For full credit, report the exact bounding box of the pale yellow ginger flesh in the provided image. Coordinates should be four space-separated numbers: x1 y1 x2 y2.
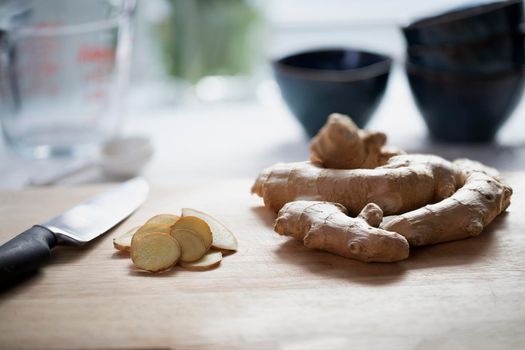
382 171 512 246
136 223 172 234
131 223 172 247
275 201 409 262
311 113 403 169
181 208 238 251
131 232 181 272
170 229 208 262
171 216 213 249
144 214 180 226
180 251 223 271
252 154 464 216
118 211 237 273
113 226 139 252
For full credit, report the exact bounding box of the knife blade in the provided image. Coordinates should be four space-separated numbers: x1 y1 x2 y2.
0 177 149 279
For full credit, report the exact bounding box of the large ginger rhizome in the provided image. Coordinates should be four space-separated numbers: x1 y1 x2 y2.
252 114 512 263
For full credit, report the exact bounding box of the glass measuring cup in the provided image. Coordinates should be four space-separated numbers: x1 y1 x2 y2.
0 0 135 158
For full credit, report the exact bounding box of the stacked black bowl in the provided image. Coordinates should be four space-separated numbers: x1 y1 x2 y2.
403 0 525 142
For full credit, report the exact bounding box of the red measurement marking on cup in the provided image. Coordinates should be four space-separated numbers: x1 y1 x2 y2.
77 46 115 103
15 22 61 97
77 47 115 63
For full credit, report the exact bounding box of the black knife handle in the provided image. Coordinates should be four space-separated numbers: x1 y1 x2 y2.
0 225 57 279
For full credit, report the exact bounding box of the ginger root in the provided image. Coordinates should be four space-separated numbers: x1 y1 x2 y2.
382 171 512 246
310 113 403 169
252 154 464 216
275 201 409 262
252 113 512 263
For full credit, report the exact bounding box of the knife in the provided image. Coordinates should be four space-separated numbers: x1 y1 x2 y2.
0 177 148 279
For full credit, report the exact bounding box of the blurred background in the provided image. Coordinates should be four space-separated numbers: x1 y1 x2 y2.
1 0 524 188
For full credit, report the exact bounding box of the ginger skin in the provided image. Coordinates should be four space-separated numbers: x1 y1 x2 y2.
252 114 513 262
310 114 403 169
252 154 464 216
382 171 512 246
274 201 409 262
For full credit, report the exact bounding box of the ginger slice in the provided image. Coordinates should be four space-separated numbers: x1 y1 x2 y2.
181 208 238 251
180 251 222 271
131 224 172 246
145 214 180 226
136 224 171 235
170 229 207 262
171 216 213 249
274 201 409 263
113 226 140 252
131 232 181 272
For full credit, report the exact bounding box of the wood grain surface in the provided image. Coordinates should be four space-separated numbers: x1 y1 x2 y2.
0 175 524 350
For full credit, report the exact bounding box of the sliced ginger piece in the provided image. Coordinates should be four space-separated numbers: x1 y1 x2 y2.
131 232 181 272
171 216 213 249
113 226 140 252
181 208 238 251
170 229 207 262
136 223 171 235
145 214 180 226
131 223 172 246
180 251 222 271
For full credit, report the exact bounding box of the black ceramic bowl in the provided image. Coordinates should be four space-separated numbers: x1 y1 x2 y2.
407 32 525 73
402 0 523 46
272 48 392 137
406 63 525 142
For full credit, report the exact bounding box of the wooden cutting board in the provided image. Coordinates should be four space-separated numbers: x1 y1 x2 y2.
0 175 524 350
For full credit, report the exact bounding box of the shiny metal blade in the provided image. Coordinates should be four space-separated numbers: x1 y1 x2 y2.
42 177 149 245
